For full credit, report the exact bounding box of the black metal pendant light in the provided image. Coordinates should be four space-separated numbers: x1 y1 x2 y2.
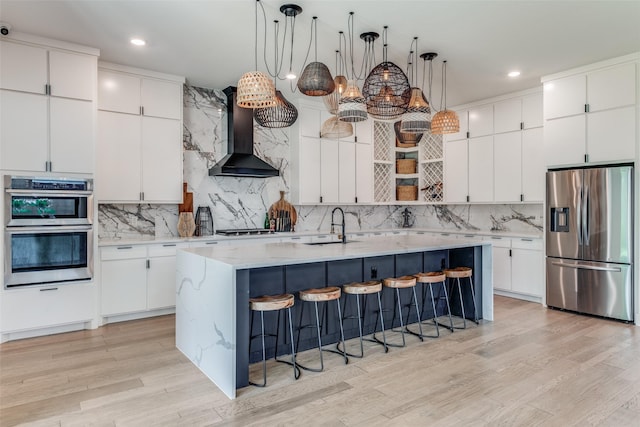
362 26 410 120
254 90 298 128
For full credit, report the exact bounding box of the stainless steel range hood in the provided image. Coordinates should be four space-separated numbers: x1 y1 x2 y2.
209 86 280 178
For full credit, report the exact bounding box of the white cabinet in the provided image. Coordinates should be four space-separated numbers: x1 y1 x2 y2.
542 59 637 167
491 237 543 301
338 141 356 203
355 142 374 203
494 93 543 133
0 282 95 333
100 243 188 317
495 127 544 203
468 136 493 202
297 136 322 204
320 139 340 203
96 63 184 203
468 105 494 138
443 139 468 203
0 39 97 174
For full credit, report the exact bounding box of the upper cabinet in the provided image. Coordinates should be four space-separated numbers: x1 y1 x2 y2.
96 63 184 203
542 55 638 167
0 38 98 174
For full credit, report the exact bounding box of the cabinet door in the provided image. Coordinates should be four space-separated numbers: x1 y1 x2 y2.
338 141 356 203
443 139 468 203
588 63 636 112
321 138 340 203
50 98 94 174
96 111 142 202
587 107 636 163
0 90 48 171
494 98 521 134
543 74 586 119
141 78 182 120
522 92 543 129
354 118 372 144
0 41 48 94
492 243 512 291
97 70 141 115
468 105 493 138
101 258 148 316
355 142 374 203
49 50 95 101
299 107 322 138
147 255 178 309
522 128 545 202
511 247 543 297
445 109 468 141
298 136 321 203
141 117 183 202
493 132 522 203
468 136 493 202
543 115 585 166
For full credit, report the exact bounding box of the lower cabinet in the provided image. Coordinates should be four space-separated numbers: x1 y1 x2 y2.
492 237 543 300
1 282 95 333
100 242 188 317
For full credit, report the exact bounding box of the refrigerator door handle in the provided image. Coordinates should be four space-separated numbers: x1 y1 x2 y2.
577 188 583 245
583 186 590 246
550 261 622 273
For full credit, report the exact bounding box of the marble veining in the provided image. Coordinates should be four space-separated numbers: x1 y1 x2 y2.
98 83 543 240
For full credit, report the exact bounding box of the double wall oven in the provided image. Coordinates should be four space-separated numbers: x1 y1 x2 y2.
4 176 94 288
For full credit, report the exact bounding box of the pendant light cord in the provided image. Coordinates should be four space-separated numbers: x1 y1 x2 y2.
439 60 448 111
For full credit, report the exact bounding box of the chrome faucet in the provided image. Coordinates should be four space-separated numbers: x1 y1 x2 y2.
331 207 346 244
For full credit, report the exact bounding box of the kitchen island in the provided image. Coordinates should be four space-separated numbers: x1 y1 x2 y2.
175 234 493 398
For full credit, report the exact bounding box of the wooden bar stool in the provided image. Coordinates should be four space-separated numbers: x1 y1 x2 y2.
337 281 388 357
444 267 478 329
248 293 299 387
374 275 423 348
296 286 348 372
414 271 454 337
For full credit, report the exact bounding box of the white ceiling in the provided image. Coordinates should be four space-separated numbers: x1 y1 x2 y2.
1 0 639 107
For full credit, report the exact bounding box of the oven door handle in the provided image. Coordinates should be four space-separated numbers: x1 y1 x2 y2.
6 189 93 196
5 225 93 234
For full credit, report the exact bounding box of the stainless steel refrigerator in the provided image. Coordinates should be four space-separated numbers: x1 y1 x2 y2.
546 165 634 322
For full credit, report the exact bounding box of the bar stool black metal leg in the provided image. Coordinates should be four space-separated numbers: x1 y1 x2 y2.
249 311 267 387
395 288 407 347
405 286 424 341
337 293 365 358
457 277 467 329
335 299 349 364
428 283 440 337
440 281 455 332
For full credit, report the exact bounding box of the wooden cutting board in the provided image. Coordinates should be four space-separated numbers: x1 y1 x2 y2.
269 191 297 231
178 182 193 213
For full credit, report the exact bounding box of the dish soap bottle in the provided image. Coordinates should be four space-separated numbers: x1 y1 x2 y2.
264 212 270 229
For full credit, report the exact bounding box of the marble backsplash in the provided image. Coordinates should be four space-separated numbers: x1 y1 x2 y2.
98 84 543 241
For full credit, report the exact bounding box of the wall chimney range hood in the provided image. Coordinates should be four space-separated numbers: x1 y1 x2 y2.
209 86 280 178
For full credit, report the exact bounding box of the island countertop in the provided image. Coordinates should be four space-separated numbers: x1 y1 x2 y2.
180 234 493 269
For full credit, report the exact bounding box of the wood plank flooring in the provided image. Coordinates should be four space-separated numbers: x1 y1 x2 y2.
1 296 640 426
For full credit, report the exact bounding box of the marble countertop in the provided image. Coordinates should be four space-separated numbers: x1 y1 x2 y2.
98 227 541 247
181 234 492 269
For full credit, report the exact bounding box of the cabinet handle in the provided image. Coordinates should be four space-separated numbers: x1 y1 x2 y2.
491 236 502 240
354 135 358 143
585 104 590 113
117 246 133 250
320 196 323 203
584 154 589 163
521 238 533 242
520 194 524 202
140 192 145 201
140 106 145 115
291 237 301 240
205 241 218 245
520 122 524 130
40 287 58 292
146 259 150 269
509 249 512 257
466 195 470 202
466 131 470 139
163 243 177 247
355 196 358 203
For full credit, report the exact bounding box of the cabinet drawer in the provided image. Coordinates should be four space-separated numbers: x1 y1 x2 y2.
148 242 188 257
511 238 543 250
489 237 511 248
100 245 147 261
1 283 95 332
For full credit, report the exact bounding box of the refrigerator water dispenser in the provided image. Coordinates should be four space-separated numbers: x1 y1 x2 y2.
550 207 570 232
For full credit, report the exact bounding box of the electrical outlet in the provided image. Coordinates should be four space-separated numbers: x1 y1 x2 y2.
370 266 377 279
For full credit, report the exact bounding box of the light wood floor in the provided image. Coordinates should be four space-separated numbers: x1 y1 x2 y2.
1 296 639 426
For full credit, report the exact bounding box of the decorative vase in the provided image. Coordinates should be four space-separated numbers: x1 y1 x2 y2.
177 212 196 237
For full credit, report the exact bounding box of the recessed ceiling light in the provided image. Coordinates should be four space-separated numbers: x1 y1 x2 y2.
508 71 521 78
130 38 146 46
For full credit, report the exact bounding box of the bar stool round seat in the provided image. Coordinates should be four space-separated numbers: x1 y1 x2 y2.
414 272 454 337
339 281 388 357
375 275 423 347
444 267 478 329
296 286 348 372
248 293 299 387
383 275 417 288
299 286 341 302
250 294 295 311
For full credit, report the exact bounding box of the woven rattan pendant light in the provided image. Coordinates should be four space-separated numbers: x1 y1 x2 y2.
237 0 275 108
321 116 353 138
431 60 460 134
400 44 433 134
323 45 348 114
338 80 368 122
297 17 335 96
362 26 410 120
254 90 298 128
